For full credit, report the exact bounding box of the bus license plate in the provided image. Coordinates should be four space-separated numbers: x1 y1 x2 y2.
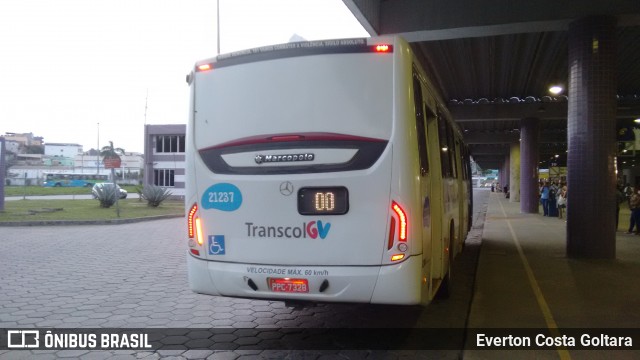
268 278 309 293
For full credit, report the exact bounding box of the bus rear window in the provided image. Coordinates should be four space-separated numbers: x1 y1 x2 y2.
193 52 393 150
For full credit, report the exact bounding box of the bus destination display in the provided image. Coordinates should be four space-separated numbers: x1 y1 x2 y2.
298 187 348 215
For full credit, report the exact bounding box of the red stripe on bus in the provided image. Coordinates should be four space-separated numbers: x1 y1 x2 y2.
201 132 387 150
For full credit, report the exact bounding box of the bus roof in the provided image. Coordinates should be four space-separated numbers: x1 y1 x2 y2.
188 37 396 84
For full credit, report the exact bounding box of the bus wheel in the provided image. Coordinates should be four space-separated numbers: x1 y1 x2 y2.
436 225 455 299
54 183 62 187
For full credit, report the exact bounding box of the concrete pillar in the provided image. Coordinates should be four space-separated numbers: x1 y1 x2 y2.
566 16 617 259
509 142 520 202
143 125 154 187
0 137 5 211
503 155 510 193
520 118 540 213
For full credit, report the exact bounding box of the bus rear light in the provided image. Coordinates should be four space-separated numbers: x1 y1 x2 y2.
197 63 212 72
387 217 396 250
268 135 304 141
188 203 198 238
374 44 392 52
190 249 200 256
392 202 407 241
391 254 405 261
188 203 204 246
195 218 204 245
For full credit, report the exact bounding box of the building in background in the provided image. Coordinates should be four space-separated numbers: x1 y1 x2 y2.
44 143 83 158
73 152 144 185
3 132 43 147
143 124 186 197
4 140 21 154
2 131 146 186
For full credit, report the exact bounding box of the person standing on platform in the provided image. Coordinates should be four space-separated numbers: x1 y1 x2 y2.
558 185 568 219
548 181 559 217
540 181 551 216
626 186 640 235
624 183 634 205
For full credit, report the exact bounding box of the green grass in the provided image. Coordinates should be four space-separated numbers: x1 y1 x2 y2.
0 199 184 222
3 185 139 197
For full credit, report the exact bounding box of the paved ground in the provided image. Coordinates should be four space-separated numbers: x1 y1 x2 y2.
464 192 640 360
0 190 489 359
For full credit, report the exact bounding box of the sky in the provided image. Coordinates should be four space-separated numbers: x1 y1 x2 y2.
0 0 369 153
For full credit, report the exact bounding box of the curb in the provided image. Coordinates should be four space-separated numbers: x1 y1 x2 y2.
0 214 184 227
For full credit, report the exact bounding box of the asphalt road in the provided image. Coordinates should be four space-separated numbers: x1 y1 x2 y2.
0 190 490 359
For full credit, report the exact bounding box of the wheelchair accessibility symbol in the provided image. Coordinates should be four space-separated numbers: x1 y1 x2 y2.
208 235 225 255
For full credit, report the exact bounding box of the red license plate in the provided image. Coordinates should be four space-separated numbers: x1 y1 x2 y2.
268 278 309 293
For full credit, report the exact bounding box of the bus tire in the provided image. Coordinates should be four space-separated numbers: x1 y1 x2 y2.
436 224 455 299
54 183 62 187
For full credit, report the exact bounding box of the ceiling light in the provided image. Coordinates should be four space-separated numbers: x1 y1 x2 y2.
549 85 563 95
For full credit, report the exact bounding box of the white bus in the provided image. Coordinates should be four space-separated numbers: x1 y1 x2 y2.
185 36 472 305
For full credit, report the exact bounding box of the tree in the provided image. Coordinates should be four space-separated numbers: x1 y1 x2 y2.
101 141 123 217
101 143 125 169
100 145 125 158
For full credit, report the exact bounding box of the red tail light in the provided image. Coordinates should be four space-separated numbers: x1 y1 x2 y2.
188 203 204 245
374 44 392 53
392 201 407 241
268 135 305 142
188 203 198 238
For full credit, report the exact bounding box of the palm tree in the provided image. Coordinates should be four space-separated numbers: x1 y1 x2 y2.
100 142 125 158
100 141 125 168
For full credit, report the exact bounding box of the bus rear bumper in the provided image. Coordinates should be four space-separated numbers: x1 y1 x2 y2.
187 253 422 305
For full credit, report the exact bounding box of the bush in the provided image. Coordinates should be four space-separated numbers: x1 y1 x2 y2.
94 186 117 208
134 185 144 202
142 185 172 207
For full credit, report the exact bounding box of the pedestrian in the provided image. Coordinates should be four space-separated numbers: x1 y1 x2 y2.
626 186 640 234
557 185 567 219
548 181 559 217
540 181 550 216
624 183 634 204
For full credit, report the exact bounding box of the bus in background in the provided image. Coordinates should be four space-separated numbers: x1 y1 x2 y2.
185 36 472 305
43 173 108 187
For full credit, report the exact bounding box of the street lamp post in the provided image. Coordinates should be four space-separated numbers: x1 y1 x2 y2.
97 122 100 175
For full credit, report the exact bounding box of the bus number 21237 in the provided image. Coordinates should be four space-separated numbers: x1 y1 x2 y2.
208 192 234 203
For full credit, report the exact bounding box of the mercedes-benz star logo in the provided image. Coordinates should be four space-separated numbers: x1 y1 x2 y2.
279 181 294 196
